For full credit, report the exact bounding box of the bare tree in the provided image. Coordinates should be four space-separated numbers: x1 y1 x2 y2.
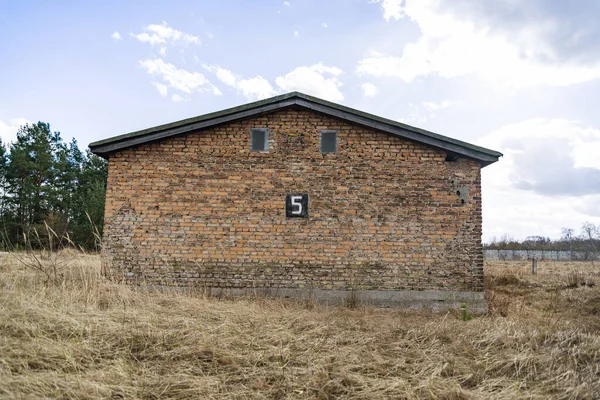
580 222 599 263
561 227 575 257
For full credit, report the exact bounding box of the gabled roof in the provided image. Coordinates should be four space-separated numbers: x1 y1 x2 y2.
89 91 502 166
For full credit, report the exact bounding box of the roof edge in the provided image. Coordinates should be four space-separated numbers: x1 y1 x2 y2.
289 92 502 158
89 92 302 148
89 92 502 166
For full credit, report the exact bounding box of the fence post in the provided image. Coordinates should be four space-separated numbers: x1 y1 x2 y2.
531 258 537 275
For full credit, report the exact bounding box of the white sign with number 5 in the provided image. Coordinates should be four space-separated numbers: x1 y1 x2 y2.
291 195 303 215
286 193 308 218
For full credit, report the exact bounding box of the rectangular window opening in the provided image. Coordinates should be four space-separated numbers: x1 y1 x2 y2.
445 154 459 162
251 128 269 151
320 130 338 153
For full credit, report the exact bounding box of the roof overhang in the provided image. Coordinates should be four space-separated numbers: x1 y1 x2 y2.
89 92 502 167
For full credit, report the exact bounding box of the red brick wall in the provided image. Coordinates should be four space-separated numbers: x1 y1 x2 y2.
102 109 483 292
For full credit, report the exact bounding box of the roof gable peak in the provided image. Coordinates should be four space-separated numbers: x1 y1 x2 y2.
89 92 502 166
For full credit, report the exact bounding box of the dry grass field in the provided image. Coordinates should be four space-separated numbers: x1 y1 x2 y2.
1 254 599 399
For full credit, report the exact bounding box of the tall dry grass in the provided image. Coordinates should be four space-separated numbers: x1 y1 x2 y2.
0 254 599 399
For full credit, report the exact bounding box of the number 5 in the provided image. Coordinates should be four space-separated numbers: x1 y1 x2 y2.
291 196 303 215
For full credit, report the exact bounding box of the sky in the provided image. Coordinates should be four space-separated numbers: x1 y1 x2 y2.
1 0 599 242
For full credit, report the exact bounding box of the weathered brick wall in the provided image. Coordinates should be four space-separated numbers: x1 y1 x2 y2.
102 109 483 292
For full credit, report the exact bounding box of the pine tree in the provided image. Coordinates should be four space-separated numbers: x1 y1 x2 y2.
70 149 107 249
4 122 62 231
0 138 7 245
0 121 107 250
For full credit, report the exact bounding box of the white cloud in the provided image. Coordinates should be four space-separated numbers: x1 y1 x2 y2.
294 30 299 37
478 118 600 240
422 100 457 111
203 65 277 101
479 118 600 194
203 62 345 102
237 77 277 101
152 82 168 96
171 94 186 102
275 63 345 102
0 118 30 144
310 63 343 76
359 0 600 89
132 22 201 46
140 59 221 96
400 99 460 124
372 0 403 21
361 82 380 97
159 46 167 56
111 31 122 41
283 1 291 6
211 66 237 87
322 22 328 28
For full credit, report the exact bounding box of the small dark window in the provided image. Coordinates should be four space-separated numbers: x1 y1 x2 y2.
250 128 269 151
320 130 337 153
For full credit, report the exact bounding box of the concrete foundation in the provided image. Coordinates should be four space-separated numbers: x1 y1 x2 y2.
149 286 488 313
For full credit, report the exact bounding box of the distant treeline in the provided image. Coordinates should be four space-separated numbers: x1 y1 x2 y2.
485 222 600 253
0 122 107 251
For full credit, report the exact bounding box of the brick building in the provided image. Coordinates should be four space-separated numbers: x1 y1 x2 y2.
90 92 501 310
